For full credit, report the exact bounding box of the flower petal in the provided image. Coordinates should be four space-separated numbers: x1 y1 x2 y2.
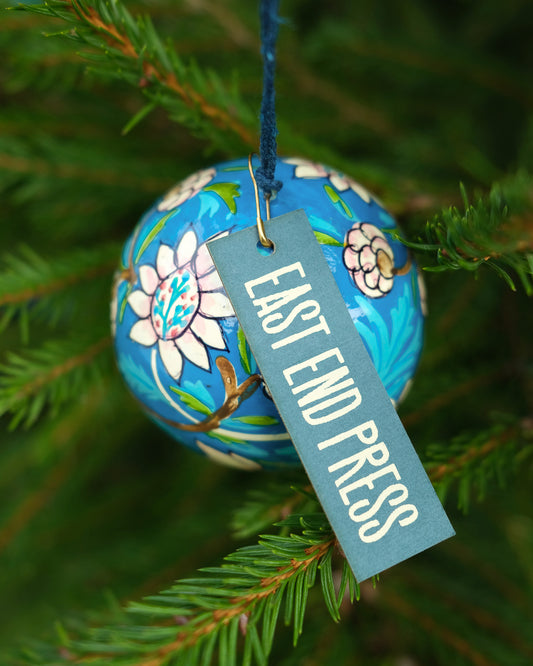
284 157 311 166
130 318 158 346
176 230 197 268
346 227 368 249
196 440 262 470
365 267 381 289
359 245 376 271
397 378 413 404
192 168 216 190
157 181 193 211
198 268 223 292
417 271 428 316
191 314 226 349
193 243 212 278
200 291 234 318
343 247 361 271
347 178 372 203
110 304 117 336
176 329 210 370
158 339 183 379
329 172 349 192
180 168 215 192
378 274 394 294
294 163 327 179
156 244 177 279
353 271 373 296
194 234 229 277
371 236 394 258
361 222 384 241
139 265 159 295
128 290 152 318
157 185 180 211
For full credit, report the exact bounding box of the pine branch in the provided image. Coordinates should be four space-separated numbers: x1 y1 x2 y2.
425 418 533 510
0 139 167 191
44 514 351 666
10 0 476 209
0 335 112 428
401 367 507 428
12 409 533 666
392 172 533 294
396 565 533 663
233 418 532 555
0 243 119 332
381 588 499 666
184 0 395 137
16 0 257 151
0 382 116 555
346 35 533 108
10 0 403 204
231 481 314 540
0 439 76 554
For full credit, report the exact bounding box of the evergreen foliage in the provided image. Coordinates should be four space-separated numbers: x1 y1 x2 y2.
391 173 533 294
1 1 532 665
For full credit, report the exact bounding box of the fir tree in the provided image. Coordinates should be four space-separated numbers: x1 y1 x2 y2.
1 1 532 665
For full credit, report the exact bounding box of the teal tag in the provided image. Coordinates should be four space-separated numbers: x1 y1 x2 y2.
208 210 454 582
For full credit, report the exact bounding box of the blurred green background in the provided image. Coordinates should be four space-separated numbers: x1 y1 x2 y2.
1 1 532 663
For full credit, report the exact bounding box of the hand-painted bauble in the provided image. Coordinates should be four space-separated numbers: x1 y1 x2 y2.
111 156 426 470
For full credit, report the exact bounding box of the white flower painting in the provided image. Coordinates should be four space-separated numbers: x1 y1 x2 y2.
157 168 216 212
343 222 395 298
128 229 233 380
286 157 373 203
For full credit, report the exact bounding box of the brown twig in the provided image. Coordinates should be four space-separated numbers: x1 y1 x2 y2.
68 0 255 147
0 152 169 191
0 453 74 554
0 260 117 307
426 426 518 483
133 539 334 666
144 356 262 432
0 388 109 554
401 568 533 661
382 589 498 666
72 419 521 665
346 39 533 109
185 0 394 137
5 337 111 406
401 368 506 428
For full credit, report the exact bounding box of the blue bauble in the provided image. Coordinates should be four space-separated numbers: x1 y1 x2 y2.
111 157 426 470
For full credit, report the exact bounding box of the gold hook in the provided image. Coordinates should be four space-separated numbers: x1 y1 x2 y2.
265 193 271 221
248 154 274 249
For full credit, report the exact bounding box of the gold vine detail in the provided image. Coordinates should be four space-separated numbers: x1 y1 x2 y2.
145 356 262 432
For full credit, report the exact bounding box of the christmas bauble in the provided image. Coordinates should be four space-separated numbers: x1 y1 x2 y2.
111 156 425 470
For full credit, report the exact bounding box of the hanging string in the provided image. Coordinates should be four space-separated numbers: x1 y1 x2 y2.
255 0 283 198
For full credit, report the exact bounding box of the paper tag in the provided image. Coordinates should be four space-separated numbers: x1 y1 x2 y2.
208 210 454 581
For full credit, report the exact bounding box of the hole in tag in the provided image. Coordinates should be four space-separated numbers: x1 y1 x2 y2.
256 240 275 256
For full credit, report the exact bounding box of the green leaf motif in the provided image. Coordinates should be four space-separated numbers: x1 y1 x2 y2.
232 415 280 426
324 184 353 218
237 326 252 374
204 182 241 214
313 230 344 247
134 210 174 264
119 283 132 324
169 386 212 416
207 430 239 445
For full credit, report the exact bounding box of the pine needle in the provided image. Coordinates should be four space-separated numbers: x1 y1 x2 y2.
0 335 112 428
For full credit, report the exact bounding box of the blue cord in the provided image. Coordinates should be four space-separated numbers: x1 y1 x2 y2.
255 0 283 198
